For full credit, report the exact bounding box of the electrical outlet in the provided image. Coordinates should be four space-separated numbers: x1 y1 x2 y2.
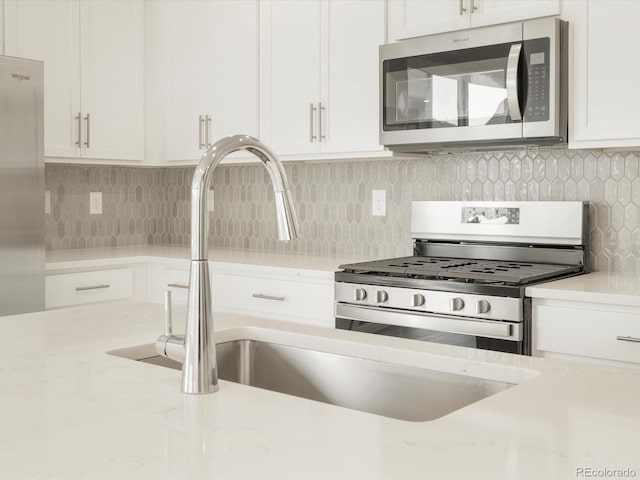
44 190 51 214
207 189 215 212
90 192 102 215
372 189 386 216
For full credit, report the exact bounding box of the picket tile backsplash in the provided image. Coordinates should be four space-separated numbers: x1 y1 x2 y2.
46 147 640 272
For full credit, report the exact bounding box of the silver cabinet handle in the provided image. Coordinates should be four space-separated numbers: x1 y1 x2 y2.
252 293 285 302
459 0 466 15
75 284 110 292
617 335 640 343
309 103 317 142
75 112 82 147
318 102 325 141
167 283 189 289
198 115 204 149
205 114 212 147
506 43 523 122
470 0 477 13
83 113 90 148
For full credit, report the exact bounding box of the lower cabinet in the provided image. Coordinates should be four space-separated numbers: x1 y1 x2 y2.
532 298 640 368
45 257 336 328
211 264 334 327
45 268 134 309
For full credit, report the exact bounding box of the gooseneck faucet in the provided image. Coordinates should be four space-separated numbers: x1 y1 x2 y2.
156 135 300 394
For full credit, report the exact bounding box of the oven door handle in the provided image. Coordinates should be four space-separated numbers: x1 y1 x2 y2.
335 303 522 341
506 42 523 122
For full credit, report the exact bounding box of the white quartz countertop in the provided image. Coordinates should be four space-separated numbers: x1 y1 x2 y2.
526 271 640 307
45 245 367 273
1 300 639 479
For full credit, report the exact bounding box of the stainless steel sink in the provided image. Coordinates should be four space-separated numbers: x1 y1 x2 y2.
108 339 517 422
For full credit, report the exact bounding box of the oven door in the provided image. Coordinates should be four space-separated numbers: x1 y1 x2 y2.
335 303 527 355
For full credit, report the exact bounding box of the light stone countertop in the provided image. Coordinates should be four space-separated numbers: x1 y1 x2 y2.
45 245 369 273
1 300 639 479
526 271 640 307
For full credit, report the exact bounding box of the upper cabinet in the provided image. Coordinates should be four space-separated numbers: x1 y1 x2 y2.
4 0 144 163
145 0 259 164
569 0 640 149
260 0 385 158
388 0 561 40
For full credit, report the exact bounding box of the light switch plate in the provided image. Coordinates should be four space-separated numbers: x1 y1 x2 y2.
90 192 102 215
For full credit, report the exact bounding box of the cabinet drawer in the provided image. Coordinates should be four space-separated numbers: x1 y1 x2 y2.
212 272 333 326
535 304 640 364
46 268 133 309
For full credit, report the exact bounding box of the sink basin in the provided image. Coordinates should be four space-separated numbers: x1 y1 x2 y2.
108 335 523 422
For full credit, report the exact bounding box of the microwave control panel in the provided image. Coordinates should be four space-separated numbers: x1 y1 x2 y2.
523 37 550 122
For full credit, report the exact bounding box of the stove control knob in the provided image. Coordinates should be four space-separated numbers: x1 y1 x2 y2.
376 290 389 303
449 297 465 312
476 299 491 314
412 294 425 307
354 288 367 302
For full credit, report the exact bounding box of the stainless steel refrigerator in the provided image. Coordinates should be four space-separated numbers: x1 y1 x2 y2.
0 55 44 316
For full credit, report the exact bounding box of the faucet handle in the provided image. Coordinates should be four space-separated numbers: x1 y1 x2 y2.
164 290 173 336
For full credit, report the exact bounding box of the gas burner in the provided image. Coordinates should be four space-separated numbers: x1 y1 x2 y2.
339 255 581 286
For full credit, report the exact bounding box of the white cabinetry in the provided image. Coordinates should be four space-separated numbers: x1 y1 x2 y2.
533 299 640 368
45 268 134 309
569 0 640 149
211 263 334 327
45 254 335 327
260 0 385 158
145 0 258 164
388 0 560 40
146 260 335 327
4 0 144 163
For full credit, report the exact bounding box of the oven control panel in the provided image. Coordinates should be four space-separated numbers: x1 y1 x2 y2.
335 282 523 323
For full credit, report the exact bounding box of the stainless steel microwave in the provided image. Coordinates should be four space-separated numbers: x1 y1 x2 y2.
380 18 567 152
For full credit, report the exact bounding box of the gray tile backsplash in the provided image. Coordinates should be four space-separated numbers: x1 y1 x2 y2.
46 147 640 272
45 165 170 250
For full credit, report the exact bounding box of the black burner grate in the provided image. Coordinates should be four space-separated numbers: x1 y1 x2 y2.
339 256 581 285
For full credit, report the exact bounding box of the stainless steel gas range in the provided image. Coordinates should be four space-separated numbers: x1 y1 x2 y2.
335 201 589 355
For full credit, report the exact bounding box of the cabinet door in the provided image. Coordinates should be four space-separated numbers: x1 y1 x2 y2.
388 0 470 40
260 0 322 155
471 0 560 28
321 0 384 154
4 0 81 158
80 0 144 161
210 0 259 144
154 0 215 163
570 0 640 149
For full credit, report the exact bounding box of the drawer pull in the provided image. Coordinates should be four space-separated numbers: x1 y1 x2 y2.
167 283 189 289
75 284 110 292
252 293 285 302
616 335 640 343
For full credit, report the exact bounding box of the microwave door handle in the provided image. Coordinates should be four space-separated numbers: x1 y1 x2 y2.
506 43 523 122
